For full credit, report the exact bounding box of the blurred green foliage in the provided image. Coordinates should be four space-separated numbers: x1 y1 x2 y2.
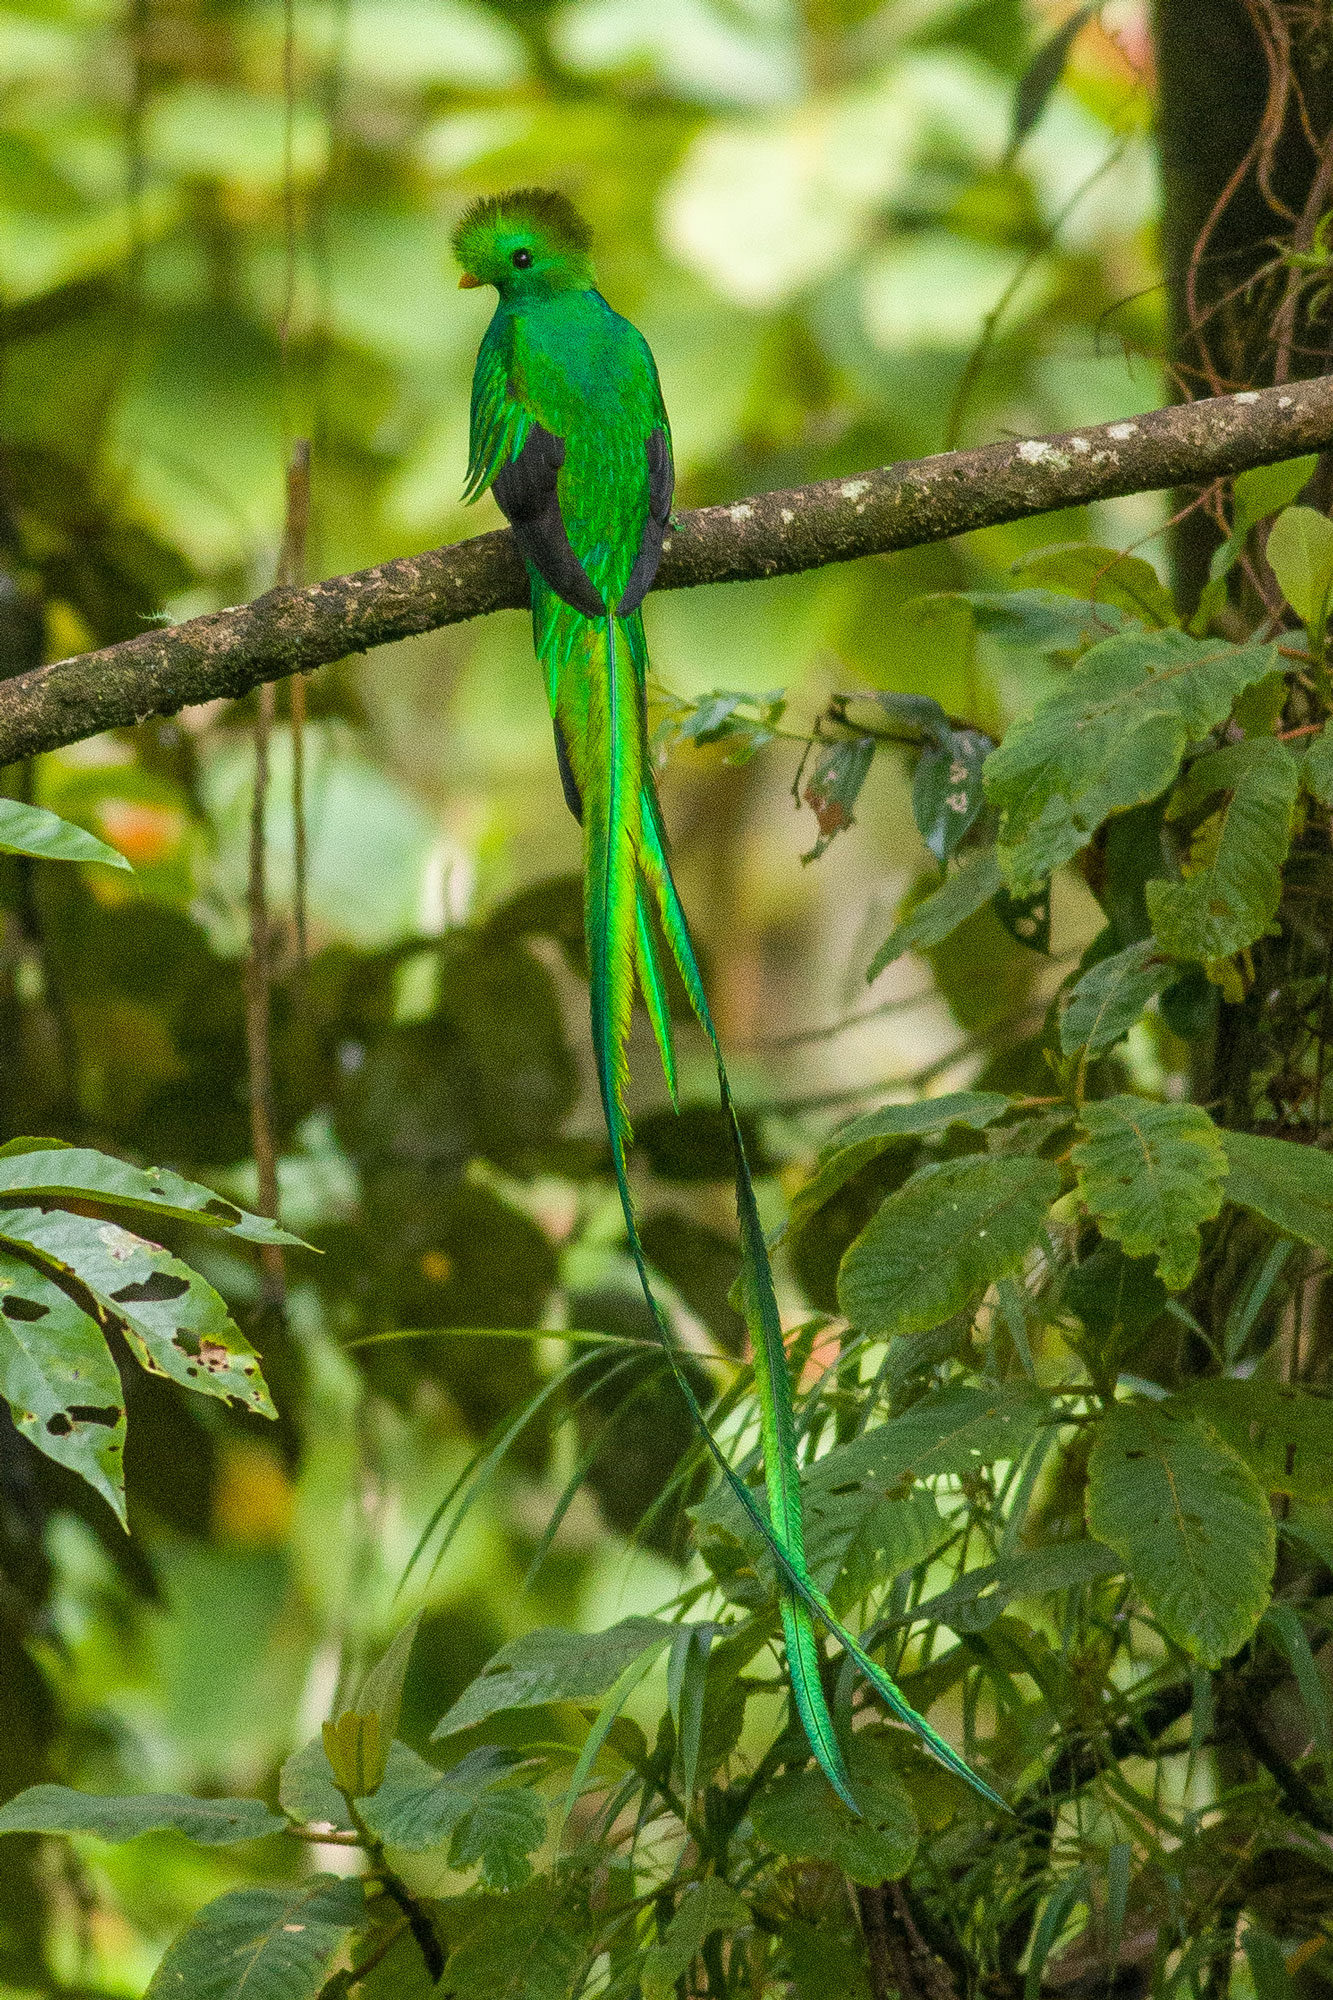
0 0 1212 1990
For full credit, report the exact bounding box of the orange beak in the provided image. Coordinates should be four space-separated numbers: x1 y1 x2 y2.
458 272 482 289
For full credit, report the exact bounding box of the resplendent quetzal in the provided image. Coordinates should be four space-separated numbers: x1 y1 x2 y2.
454 186 1001 1813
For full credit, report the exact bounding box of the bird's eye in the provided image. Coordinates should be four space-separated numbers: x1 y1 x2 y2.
512 248 533 270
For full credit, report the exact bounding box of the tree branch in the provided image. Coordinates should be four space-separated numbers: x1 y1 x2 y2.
3 376 1332 766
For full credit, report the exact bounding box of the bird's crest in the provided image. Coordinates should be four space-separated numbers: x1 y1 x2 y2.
452 187 596 291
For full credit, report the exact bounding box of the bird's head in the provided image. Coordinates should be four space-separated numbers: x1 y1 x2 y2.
452 187 596 298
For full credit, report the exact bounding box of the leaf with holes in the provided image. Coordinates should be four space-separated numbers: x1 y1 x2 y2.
802 735 875 860
1177 1381 1333 1500
0 1209 273 1418
1073 1097 1227 1290
1148 739 1300 962
0 1786 283 1845
984 630 1278 895
0 797 131 869
1087 1404 1275 1666
0 1147 304 1247
145 1875 365 1999
1061 939 1177 1056
867 849 1001 979
912 729 992 863
0 1251 126 1521
838 1153 1061 1339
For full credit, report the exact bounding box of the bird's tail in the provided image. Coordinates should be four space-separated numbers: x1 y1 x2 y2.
576 604 1003 1813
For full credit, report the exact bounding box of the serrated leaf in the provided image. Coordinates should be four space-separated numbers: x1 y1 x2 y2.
449 1785 547 1891
439 1881 585 2000
433 1616 677 1738
985 631 1279 895
1013 545 1177 628
0 1786 284 1845
1148 738 1299 961
0 797 131 870
751 1735 918 1884
1061 939 1176 1056
643 1881 750 2000
0 1209 273 1418
838 1153 1062 1338
866 849 1001 979
1073 1097 1227 1290
1221 1130 1333 1254
146 1875 365 1999
1086 1404 1275 1666
1267 505 1333 628
0 1251 126 1522
1177 1381 1333 1499
789 1092 1009 1234
912 729 991 863
0 1147 304 1246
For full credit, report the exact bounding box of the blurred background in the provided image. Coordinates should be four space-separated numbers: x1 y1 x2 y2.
0 0 1163 1984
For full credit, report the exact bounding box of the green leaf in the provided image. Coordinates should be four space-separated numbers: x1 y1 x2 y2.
838 1153 1062 1338
1010 3 1099 151
1086 1403 1275 1666
1175 1380 1333 1499
278 1737 355 1833
643 1881 750 2000
1147 739 1300 961
1205 457 1318 598
866 849 1001 979
912 729 991 864
951 587 1129 654
1303 724 1333 806
0 796 131 870
693 1385 1042 1600
438 1881 585 2000
751 1734 918 1885
146 1876 365 1998
0 1786 284 1845
433 1616 677 1738
0 1208 273 1419
1222 1129 1333 1254
0 1147 304 1246
802 735 875 860
984 630 1279 895
1060 939 1177 1056
324 1612 424 1791
788 1092 1008 1235
1073 1097 1227 1290
0 1251 126 1523
449 1784 547 1892
1012 544 1177 628
995 876 1051 954
904 1538 1122 1635
1266 505 1333 629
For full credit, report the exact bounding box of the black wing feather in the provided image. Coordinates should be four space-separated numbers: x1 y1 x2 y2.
618 427 673 617
493 424 606 618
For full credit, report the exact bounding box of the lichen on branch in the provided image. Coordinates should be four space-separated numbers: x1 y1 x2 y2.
2 376 1332 767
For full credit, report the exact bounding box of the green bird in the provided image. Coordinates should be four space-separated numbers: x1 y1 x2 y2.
453 186 1002 1814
